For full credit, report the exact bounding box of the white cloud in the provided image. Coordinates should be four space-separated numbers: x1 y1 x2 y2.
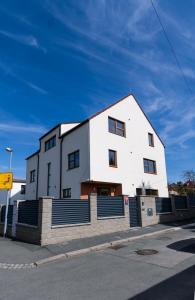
0 61 48 95
0 123 46 134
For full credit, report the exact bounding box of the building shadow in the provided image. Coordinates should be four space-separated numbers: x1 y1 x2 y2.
167 238 195 254
128 264 195 300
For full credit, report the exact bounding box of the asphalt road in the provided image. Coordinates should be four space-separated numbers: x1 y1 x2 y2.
1 226 195 300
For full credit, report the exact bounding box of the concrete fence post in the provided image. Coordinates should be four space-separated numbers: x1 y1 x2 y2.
39 197 52 245
89 193 97 225
122 195 130 222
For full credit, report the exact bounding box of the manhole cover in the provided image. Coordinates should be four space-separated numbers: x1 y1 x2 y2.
136 249 158 255
109 244 126 250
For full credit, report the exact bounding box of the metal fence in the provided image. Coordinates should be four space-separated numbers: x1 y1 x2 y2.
0 205 13 224
52 199 90 226
155 197 172 214
174 196 188 210
188 194 195 207
97 196 124 218
18 200 39 226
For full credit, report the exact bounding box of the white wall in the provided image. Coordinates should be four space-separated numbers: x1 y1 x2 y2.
38 127 61 198
61 122 90 198
25 154 38 200
89 95 168 197
0 181 26 205
60 123 80 135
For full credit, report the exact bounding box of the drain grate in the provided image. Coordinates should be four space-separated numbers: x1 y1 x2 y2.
136 249 158 255
109 244 126 250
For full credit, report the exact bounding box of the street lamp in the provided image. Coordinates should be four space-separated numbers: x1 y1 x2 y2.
3 147 13 237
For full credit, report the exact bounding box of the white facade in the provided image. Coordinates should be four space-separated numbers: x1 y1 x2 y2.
0 179 26 205
25 94 168 200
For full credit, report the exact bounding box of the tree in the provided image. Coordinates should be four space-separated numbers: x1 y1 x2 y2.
183 170 195 183
175 181 186 195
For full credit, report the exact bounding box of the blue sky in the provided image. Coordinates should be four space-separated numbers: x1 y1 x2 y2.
0 0 194 182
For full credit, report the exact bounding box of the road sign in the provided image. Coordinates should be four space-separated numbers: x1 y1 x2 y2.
0 172 13 190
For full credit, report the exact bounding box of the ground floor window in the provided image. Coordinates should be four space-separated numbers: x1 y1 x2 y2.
136 188 158 196
63 188 71 198
97 187 111 196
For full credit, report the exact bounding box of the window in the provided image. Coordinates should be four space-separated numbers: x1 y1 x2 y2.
68 150 79 170
109 150 117 167
47 162 51 196
146 189 158 196
136 188 158 196
108 117 125 137
30 170 35 183
45 135 56 152
97 187 111 196
143 159 157 174
21 185 26 195
148 133 154 147
63 188 71 198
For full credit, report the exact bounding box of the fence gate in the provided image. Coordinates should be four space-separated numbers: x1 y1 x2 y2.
129 197 141 227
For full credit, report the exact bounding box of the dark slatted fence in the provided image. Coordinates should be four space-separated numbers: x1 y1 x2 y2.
18 200 39 226
0 205 13 224
52 199 90 226
174 196 188 210
97 196 124 218
188 194 195 207
155 197 172 214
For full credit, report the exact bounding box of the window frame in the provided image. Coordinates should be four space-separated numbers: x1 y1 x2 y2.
45 135 56 152
109 149 117 167
47 162 51 196
148 133 154 147
63 188 71 198
143 158 157 174
68 150 80 170
30 170 36 183
108 117 126 137
21 185 26 195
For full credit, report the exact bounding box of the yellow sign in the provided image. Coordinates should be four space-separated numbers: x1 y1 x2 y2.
0 172 13 190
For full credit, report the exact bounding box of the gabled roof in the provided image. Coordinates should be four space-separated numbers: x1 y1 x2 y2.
60 93 165 147
26 93 165 160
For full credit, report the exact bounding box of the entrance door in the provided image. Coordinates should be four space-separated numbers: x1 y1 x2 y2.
129 197 141 227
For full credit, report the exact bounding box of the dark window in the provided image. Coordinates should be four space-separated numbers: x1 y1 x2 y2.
68 150 80 170
30 170 35 183
109 150 117 167
45 135 56 152
97 187 111 196
47 162 51 196
136 188 158 196
148 133 154 147
146 189 158 196
63 188 71 198
136 188 142 196
21 185 26 194
144 159 157 174
108 117 125 137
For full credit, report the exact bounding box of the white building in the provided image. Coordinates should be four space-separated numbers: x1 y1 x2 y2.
25 94 168 200
0 178 26 205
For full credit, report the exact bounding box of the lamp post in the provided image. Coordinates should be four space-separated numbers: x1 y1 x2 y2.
3 147 13 237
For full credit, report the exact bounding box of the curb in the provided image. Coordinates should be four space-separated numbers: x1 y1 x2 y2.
35 226 182 266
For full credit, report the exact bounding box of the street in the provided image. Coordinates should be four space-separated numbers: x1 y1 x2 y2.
1 226 195 299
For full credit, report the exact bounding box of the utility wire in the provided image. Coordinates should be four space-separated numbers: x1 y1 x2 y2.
150 0 194 98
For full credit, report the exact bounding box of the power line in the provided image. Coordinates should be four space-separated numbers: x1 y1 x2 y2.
150 0 194 98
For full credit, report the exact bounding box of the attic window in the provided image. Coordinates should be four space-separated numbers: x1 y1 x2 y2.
108 117 125 137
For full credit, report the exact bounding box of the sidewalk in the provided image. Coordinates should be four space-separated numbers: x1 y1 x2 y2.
0 219 195 266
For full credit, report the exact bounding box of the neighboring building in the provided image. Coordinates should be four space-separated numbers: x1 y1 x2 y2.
0 178 26 205
25 94 168 200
